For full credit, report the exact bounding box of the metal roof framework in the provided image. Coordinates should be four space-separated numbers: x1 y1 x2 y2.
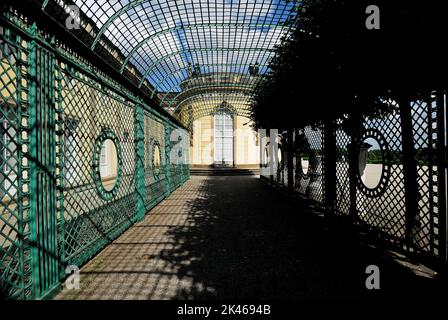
43 0 297 126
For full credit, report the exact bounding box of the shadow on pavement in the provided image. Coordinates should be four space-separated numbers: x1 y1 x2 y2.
149 176 443 300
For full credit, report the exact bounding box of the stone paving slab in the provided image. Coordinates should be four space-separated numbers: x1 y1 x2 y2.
54 176 442 300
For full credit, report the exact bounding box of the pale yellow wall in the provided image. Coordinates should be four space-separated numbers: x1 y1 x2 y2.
234 116 259 166
190 115 259 167
191 116 214 165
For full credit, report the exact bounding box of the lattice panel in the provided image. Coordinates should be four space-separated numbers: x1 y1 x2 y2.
69 0 295 95
274 130 288 186
56 63 137 267
335 125 351 216
0 6 192 300
0 24 32 300
183 129 190 178
356 106 406 241
410 98 440 255
294 125 325 208
144 111 166 210
260 132 270 179
169 124 184 190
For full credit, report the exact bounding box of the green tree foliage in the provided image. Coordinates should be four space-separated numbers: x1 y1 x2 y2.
366 150 382 164
251 0 448 129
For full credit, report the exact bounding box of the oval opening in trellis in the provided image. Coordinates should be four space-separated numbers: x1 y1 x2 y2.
99 138 118 191
264 147 269 167
358 137 383 190
277 148 282 166
301 152 310 176
153 143 161 178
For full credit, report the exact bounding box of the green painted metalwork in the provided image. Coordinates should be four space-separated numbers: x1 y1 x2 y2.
134 105 145 221
151 62 266 99
158 77 260 106
91 0 286 53
174 91 252 113
120 23 284 74
143 110 167 210
169 126 184 191
185 133 190 181
70 0 294 98
27 22 39 301
33 0 296 125
173 98 252 129
90 0 147 50
178 135 184 184
175 91 251 106
0 16 34 300
27 23 59 299
0 8 190 300
41 0 50 10
261 97 448 265
162 84 257 108
164 120 171 197
92 129 123 201
55 54 66 280
137 47 275 88
151 141 162 180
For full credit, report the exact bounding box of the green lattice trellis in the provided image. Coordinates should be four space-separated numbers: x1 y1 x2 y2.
0 19 32 300
264 96 447 263
0 8 190 300
151 140 162 181
92 129 123 201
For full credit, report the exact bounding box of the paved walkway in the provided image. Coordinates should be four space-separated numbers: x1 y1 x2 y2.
55 176 442 300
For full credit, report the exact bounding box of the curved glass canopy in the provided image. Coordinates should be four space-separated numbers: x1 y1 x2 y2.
51 0 297 127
